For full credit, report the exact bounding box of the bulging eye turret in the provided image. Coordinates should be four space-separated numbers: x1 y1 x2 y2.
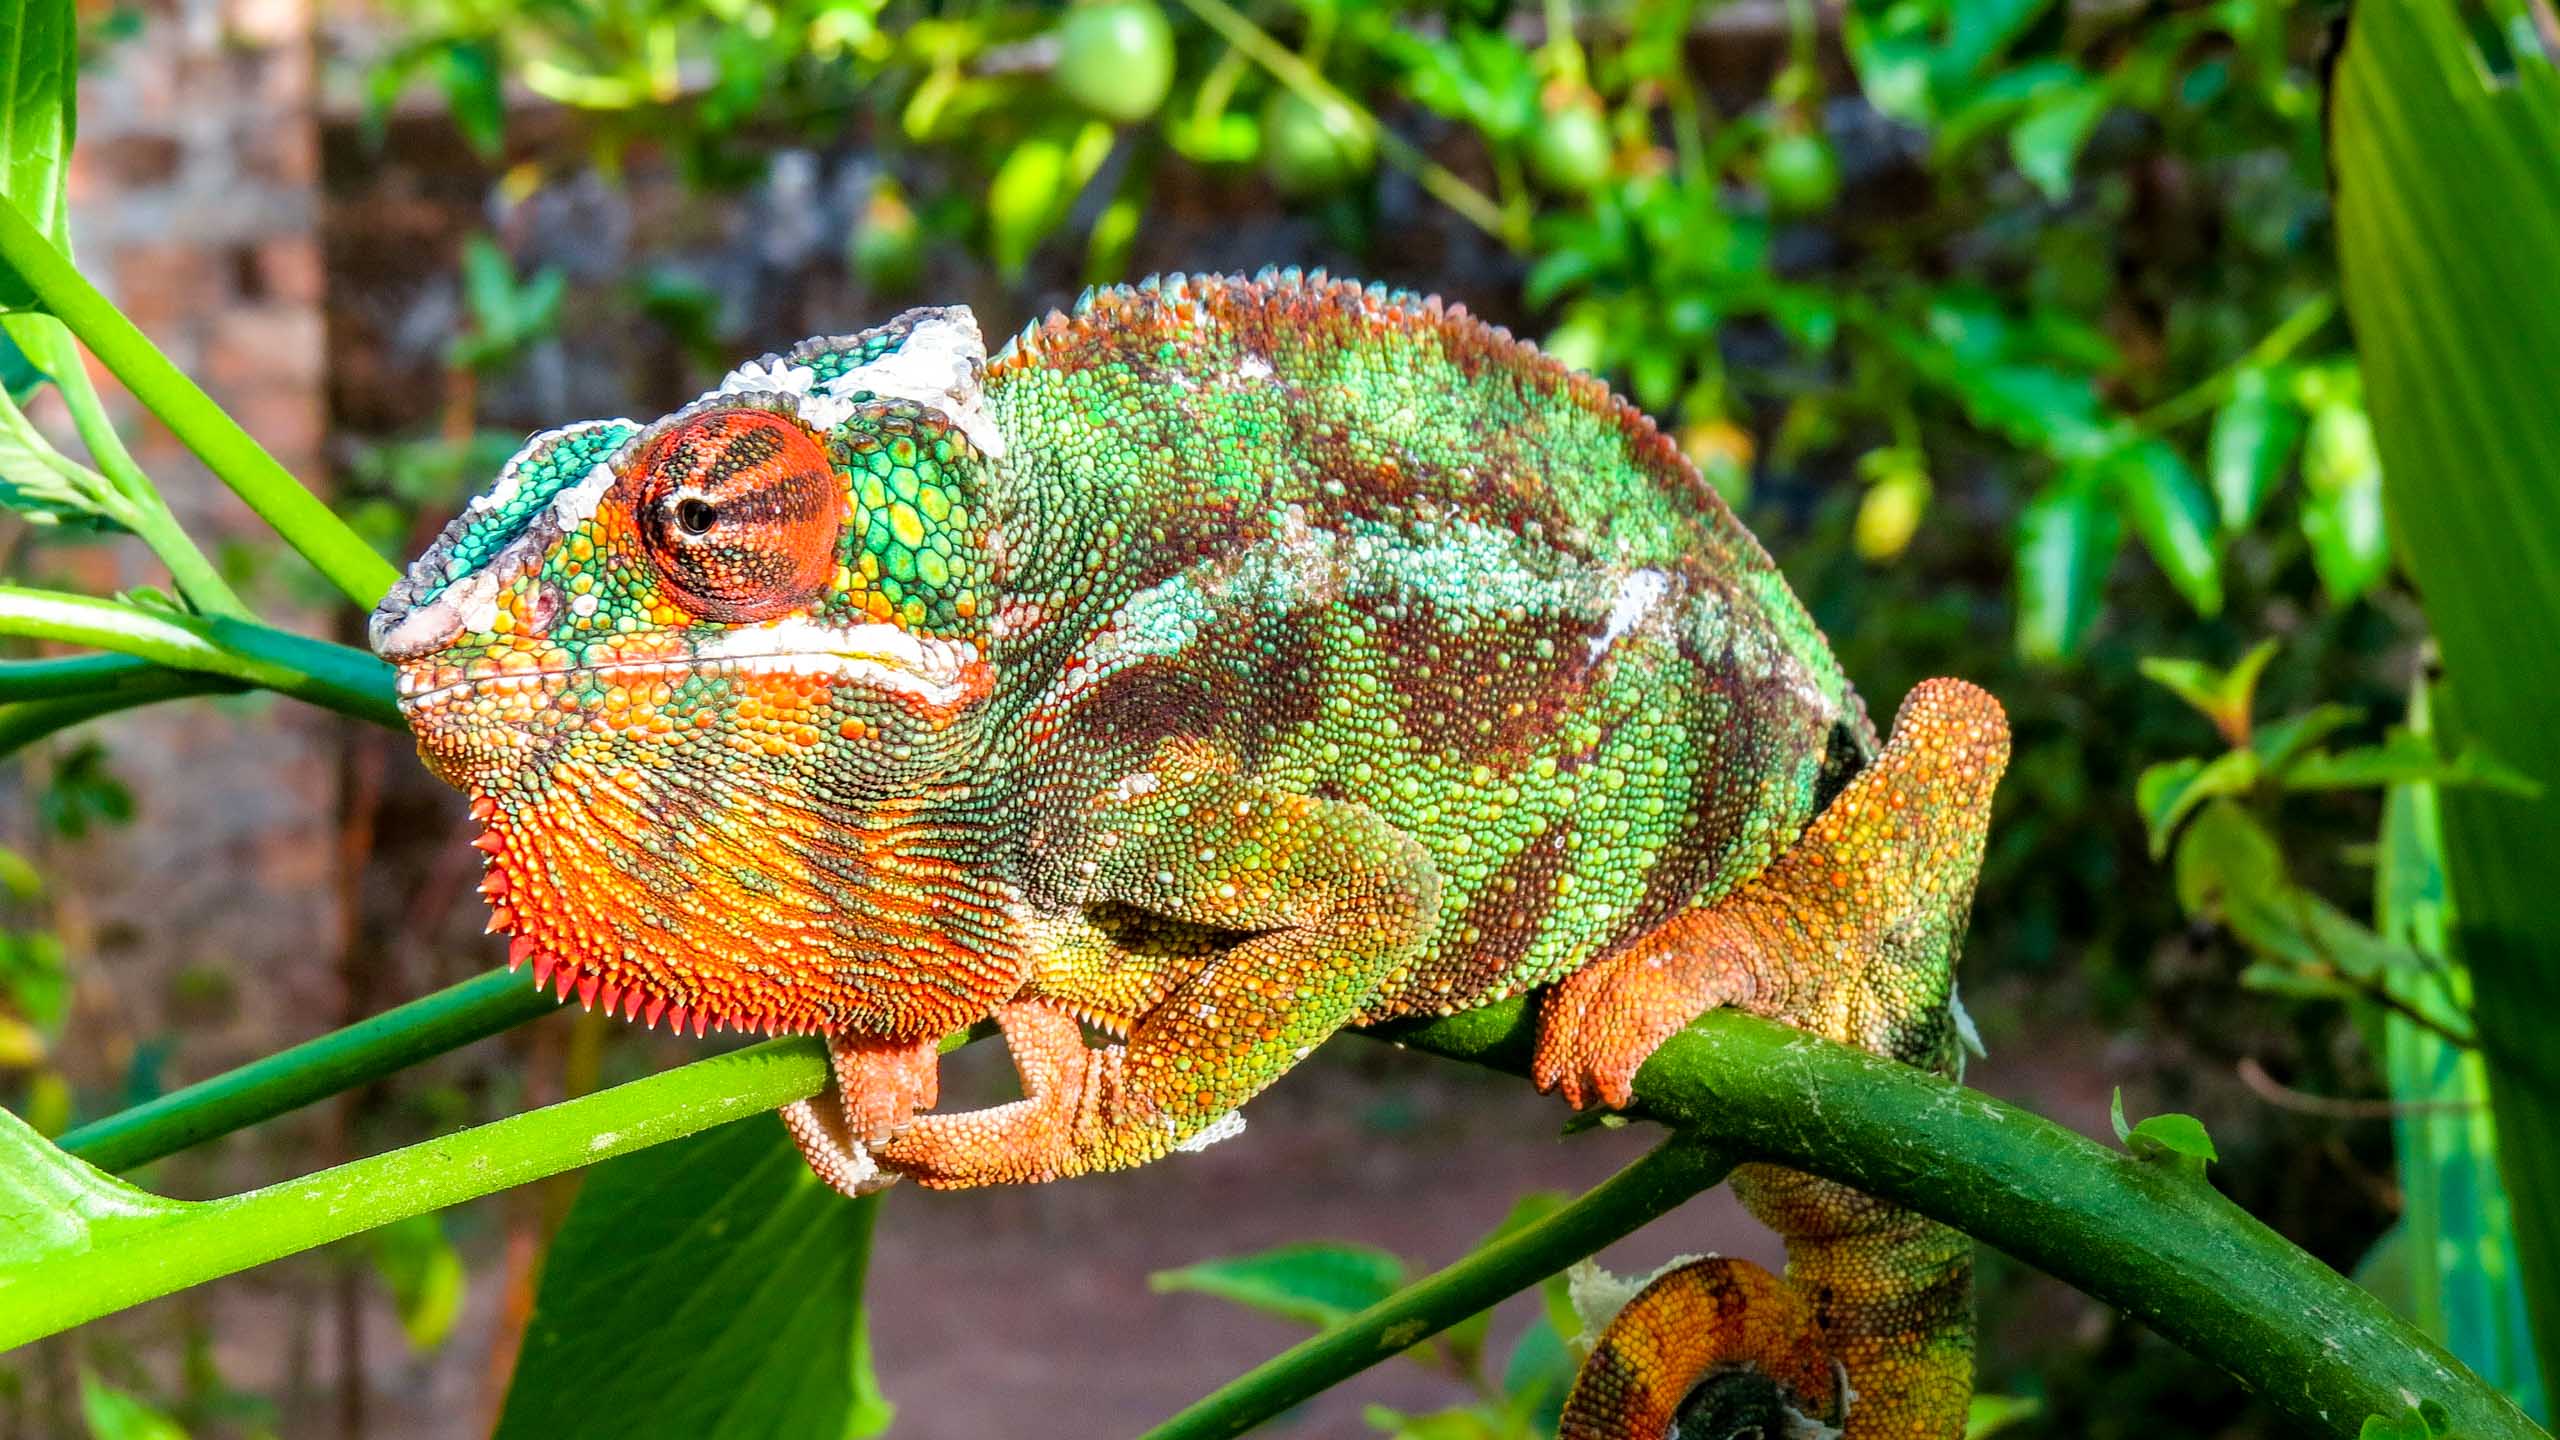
629 407 842 622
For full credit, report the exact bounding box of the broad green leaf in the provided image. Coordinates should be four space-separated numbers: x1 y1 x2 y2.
79 1372 188 1440
2376 681 2544 1417
2208 367 2302 532
1499 1313 1576 1432
2337 4 2560 1389
2014 474 2121 661
2114 439 2224 617
1151 1240 1407 1329
2136 749 2259 858
494 1114 894 1440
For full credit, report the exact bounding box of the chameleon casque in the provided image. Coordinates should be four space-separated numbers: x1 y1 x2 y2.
370 270 2008 1438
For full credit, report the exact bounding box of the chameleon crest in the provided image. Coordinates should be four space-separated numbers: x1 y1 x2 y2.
376 270 2008 1439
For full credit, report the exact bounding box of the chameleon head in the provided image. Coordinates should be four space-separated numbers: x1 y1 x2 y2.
368 308 1014 1037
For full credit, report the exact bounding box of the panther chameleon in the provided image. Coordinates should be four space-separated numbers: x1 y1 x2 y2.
370 269 2008 1438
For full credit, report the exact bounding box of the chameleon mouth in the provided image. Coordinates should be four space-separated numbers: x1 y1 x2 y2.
395 648 978 712
393 622 986 715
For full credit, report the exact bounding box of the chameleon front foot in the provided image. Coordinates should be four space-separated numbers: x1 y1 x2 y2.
874 1000 1134 1187
782 1031 943 1199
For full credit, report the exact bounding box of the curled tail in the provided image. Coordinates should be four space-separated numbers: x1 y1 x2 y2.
1544 678 2009 1439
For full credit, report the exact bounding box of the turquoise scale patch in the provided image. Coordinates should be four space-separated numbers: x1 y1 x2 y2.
416 421 637 606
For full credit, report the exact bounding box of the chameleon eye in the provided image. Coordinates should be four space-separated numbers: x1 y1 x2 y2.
630 407 842 622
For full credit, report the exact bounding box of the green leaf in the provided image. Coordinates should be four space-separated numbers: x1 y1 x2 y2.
1151 1241 1408 1329
1966 1394 2043 1438
2302 399 2391 603
2140 638 2277 746
2284 735 2543 797
494 1114 893 1440
2136 749 2260 858
2172 798 2284 918
2208 367 2302 532
365 1212 466 1352
2114 439 2224 617
0 0 76 310
0 1101 189 1276
2251 704 2366 773
79 1372 189 1440
2010 82 2107 201
2111 1087 2218 1171
2014 473 2122 661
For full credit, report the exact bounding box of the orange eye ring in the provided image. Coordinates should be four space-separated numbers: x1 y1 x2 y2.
629 408 842 622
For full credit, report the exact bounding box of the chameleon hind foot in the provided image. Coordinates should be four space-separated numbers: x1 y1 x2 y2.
782 1031 942 1198
1558 1256 1844 1440
875 1000 1129 1187
1533 678 2010 1111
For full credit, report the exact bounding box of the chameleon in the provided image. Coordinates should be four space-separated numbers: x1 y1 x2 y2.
370 269 2007 1438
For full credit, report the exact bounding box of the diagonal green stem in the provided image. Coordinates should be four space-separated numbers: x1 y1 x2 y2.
1138 1136 1734 1440
0 199 400 610
57 967 564 1172
0 1037 828 1350
0 585 398 727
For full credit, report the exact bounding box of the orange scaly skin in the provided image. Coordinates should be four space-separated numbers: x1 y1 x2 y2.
370 272 2007 1434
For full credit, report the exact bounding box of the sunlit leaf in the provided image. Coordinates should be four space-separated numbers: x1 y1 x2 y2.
2114 439 2224 617
2011 82 2107 201
2139 638 2276 746
2110 1087 2216 1175
2136 750 2259 858
365 1212 466 1352
79 1372 188 1440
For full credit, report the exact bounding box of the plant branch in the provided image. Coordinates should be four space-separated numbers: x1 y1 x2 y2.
1377 1001 2542 1440
57 967 563 1172
1136 1136 1734 1440
0 199 401 610
0 1038 829 1350
1161 0 1521 246
0 585 399 727
44 354 248 619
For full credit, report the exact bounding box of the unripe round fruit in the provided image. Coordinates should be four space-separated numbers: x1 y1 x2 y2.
1054 2 1175 124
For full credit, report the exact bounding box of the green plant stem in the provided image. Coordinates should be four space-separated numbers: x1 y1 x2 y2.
0 200 400 610
46 356 248 619
0 585 398 727
1137 1136 1733 1440
1 1038 828 1350
57 968 564 1172
1161 0 1521 246
2134 293 2338 434
0 669 241 759
1379 1001 2542 1440
0 652 230 703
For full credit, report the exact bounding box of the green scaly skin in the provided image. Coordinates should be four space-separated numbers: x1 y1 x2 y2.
371 270 2008 1437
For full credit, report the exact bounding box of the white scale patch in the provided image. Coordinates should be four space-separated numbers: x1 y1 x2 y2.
713 308 1006 458
1588 567 1672 661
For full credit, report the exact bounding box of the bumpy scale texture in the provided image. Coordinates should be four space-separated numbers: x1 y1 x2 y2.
372 271 2009 1438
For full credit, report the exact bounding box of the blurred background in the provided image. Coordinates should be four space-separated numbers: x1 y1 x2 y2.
5 0 2535 1434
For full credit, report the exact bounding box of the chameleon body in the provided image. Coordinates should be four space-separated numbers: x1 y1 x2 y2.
372 270 2007 1438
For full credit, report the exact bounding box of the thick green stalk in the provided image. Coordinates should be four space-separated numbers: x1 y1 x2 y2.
57 967 562 1172
0 199 400 610
2 1037 827 1350
0 652 212 702
1138 1136 1734 1440
0 673 239 758
1381 1002 2542 1440
0 586 398 727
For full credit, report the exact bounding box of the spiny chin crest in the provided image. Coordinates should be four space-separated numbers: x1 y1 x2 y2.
458 758 1024 1044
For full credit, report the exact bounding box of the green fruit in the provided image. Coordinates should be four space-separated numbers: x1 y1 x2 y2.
1530 101 1612 195
1260 90 1375 198
1761 129 1840 216
1054 2 1175 124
